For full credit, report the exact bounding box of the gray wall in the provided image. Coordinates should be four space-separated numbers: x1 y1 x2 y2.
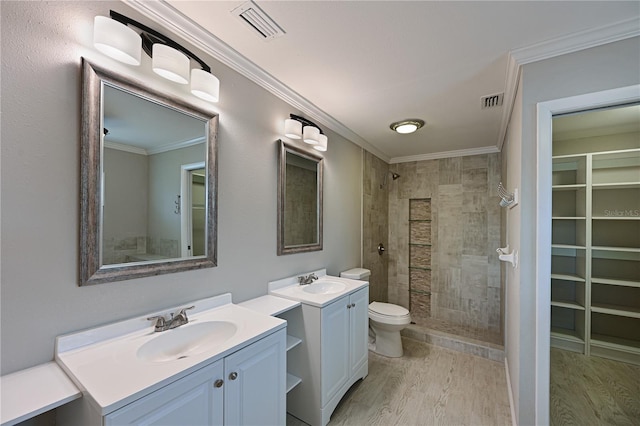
0 1 362 375
505 37 640 425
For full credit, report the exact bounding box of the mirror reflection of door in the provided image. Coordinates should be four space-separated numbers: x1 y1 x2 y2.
181 163 206 257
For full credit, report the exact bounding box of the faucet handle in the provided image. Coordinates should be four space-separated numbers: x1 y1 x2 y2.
176 305 195 319
147 315 166 331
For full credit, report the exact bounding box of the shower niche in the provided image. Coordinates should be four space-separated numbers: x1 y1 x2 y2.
409 198 432 325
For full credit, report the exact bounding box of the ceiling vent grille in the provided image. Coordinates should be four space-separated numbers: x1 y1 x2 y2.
232 1 285 41
481 93 504 109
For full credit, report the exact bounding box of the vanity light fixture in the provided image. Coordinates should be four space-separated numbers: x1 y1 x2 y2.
93 11 220 102
390 119 425 134
283 114 328 150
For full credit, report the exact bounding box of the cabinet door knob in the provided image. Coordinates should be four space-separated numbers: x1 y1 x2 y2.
347 304 351 309
352 303 356 307
214 379 224 388
229 372 238 380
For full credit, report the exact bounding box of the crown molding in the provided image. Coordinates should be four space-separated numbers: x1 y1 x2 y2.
510 17 640 65
124 0 390 162
389 145 500 164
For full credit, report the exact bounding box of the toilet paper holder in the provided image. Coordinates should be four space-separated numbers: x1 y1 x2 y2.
497 245 518 268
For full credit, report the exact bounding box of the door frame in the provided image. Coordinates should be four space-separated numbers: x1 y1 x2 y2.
180 161 206 257
534 84 639 424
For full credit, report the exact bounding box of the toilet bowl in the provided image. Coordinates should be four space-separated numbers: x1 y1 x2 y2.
368 302 411 357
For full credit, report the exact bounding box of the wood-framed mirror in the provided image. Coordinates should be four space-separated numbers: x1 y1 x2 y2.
80 59 218 285
277 140 323 255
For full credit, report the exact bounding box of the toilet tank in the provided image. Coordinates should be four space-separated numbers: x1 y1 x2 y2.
340 268 371 280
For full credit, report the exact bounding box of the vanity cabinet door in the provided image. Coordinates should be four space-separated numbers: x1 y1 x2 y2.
349 287 369 376
321 295 350 405
104 359 224 426
223 329 286 426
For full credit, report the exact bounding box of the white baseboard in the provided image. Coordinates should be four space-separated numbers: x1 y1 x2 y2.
505 357 517 426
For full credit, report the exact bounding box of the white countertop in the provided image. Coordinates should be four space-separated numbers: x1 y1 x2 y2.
0 362 81 426
55 293 285 416
238 295 301 316
268 270 369 307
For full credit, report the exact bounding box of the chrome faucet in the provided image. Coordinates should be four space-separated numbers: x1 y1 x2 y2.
147 305 195 332
297 273 319 285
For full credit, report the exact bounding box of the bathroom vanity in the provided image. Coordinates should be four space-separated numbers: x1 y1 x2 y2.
268 270 369 426
55 294 286 425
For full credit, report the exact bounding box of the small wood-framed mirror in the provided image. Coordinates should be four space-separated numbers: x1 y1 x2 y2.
80 59 218 285
277 140 323 255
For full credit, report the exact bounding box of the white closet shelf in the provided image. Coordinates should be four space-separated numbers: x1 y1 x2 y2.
591 246 640 253
592 216 640 221
551 273 586 282
552 184 587 191
552 244 587 250
591 303 640 319
590 334 640 353
551 299 585 310
592 182 640 189
591 277 640 288
551 327 584 343
552 216 586 220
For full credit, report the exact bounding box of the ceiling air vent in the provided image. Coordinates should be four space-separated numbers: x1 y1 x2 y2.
232 1 285 41
481 93 504 109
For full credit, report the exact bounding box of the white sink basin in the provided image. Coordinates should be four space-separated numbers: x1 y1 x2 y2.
302 280 346 295
137 321 237 363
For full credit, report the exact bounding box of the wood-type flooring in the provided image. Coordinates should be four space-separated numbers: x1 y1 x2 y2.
287 337 511 426
550 348 640 426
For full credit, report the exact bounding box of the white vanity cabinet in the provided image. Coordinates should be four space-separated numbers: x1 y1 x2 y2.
285 285 369 426
60 329 286 426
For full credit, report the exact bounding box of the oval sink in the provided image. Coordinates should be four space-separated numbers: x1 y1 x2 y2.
302 280 346 295
137 321 237 363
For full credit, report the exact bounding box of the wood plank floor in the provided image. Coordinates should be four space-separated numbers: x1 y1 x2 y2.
287 338 512 426
550 348 640 426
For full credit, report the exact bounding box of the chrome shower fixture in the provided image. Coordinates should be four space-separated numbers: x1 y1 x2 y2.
498 182 518 208
380 171 401 189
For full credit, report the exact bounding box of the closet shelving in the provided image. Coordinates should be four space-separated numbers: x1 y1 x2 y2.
551 148 640 365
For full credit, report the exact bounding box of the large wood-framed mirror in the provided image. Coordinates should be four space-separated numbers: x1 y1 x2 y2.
277 140 323 255
80 59 218 285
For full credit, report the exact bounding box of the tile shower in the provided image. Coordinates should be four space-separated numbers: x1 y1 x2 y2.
363 151 504 351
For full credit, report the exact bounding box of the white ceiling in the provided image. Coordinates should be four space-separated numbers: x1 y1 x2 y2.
164 1 639 161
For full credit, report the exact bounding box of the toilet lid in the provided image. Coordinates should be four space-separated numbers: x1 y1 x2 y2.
369 302 409 317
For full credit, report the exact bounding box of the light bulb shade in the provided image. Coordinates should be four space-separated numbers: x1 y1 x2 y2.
303 125 320 145
284 119 302 139
190 69 219 102
390 119 425 134
396 123 418 134
152 44 190 84
93 16 141 65
313 134 328 152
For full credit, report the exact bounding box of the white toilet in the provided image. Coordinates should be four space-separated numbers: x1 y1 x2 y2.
340 268 411 358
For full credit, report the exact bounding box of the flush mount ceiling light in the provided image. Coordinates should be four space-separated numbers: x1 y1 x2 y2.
390 119 425 134
92 10 220 103
283 114 328 151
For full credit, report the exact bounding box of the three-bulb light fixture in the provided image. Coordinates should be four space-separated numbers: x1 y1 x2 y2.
93 11 220 103
284 114 328 152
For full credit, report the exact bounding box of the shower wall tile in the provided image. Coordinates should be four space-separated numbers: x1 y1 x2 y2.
439 157 462 185
362 151 389 303
462 212 487 256
385 152 503 344
410 221 431 244
462 168 488 193
410 292 431 324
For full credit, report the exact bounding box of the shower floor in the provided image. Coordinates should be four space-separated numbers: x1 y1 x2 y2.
414 317 503 346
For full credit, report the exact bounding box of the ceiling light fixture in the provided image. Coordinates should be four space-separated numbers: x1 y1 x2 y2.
390 119 425 134
92 11 220 103
283 114 328 151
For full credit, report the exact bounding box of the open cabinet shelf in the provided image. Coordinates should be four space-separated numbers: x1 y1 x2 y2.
551 148 640 365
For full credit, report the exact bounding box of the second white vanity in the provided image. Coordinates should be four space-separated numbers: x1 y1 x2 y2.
55 294 287 426
268 270 369 426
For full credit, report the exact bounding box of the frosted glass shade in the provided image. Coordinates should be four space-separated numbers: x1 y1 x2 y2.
191 69 220 103
395 123 418 134
93 16 141 66
303 125 320 145
284 119 302 139
152 44 190 84
313 134 328 151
